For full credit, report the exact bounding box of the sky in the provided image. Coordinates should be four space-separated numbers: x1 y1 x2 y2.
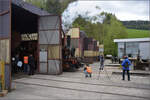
62 0 149 27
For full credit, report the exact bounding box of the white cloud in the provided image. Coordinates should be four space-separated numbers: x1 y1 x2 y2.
62 0 149 28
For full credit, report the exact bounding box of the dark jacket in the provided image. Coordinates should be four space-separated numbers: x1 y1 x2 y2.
29 55 35 67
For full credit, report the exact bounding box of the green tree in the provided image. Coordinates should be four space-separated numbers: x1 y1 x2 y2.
102 13 127 56
73 15 101 39
72 12 127 56
25 0 47 10
25 0 76 15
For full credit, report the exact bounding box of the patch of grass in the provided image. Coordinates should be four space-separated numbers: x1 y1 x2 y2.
127 29 150 38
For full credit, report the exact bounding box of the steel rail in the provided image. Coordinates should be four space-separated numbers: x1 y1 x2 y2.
14 81 150 100
29 77 150 90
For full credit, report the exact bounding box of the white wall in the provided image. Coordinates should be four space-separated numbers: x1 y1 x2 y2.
139 42 150 60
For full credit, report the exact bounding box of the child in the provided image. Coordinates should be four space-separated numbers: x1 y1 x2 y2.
84 64 92 78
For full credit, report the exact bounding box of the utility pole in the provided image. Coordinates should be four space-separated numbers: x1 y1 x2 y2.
124 42 126 57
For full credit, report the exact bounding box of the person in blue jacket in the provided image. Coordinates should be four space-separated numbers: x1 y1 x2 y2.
121 56 131 81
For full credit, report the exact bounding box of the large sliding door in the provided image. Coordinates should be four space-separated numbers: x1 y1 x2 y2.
38 15 62 75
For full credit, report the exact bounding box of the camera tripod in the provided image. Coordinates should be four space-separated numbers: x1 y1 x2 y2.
97 64 111 80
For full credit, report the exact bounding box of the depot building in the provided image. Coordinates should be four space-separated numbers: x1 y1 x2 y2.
0 0 62 90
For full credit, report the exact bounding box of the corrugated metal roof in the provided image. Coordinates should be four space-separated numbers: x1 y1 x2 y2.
114 38 150 43
12 0 50 16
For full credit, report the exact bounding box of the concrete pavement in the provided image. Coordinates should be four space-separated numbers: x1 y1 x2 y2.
2 62 150 100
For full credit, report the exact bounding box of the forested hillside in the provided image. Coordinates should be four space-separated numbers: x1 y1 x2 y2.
121 21 150 30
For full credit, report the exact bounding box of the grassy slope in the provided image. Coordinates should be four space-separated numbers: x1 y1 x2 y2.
127 29 150 38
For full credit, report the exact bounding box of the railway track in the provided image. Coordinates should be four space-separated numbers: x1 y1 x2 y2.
14 80 150 100
27 77 150 90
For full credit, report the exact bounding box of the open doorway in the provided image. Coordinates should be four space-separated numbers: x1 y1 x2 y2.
11 3 38 79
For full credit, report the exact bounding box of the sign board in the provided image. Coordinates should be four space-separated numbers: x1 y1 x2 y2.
21 33 38 41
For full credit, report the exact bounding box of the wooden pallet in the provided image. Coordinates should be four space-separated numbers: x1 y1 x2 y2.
0 90 8 97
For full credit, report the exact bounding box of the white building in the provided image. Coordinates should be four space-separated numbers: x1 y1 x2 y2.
114 38 150 60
